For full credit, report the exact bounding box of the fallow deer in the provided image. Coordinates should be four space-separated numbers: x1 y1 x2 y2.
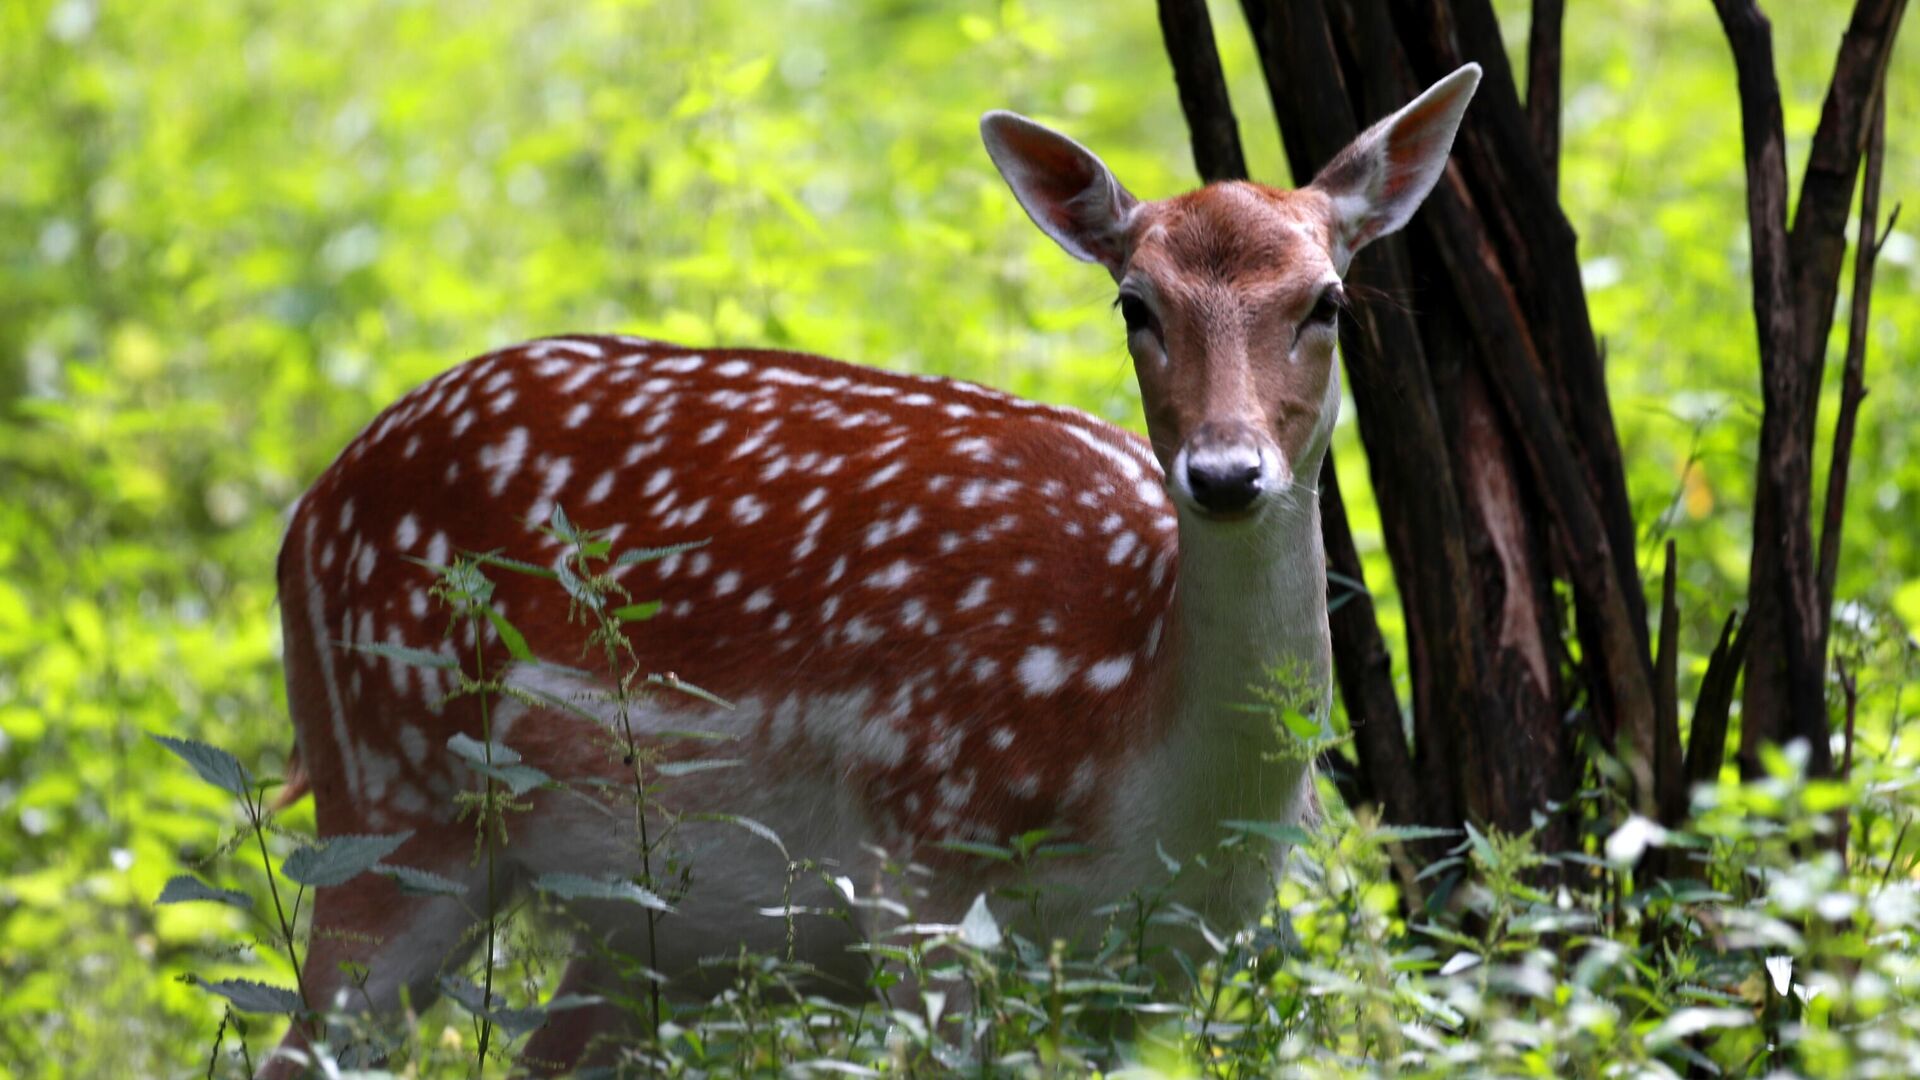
267 64 1481 1074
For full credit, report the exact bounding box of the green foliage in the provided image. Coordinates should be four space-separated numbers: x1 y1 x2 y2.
0 0 1915 1074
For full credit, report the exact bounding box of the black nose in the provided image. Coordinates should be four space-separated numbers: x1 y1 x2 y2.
1186 447 1263 514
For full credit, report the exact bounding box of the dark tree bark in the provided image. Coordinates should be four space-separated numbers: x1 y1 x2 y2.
1716 0 1907 777
1157 0 1248 184
1526 0 1564 191
1819 87 1892 622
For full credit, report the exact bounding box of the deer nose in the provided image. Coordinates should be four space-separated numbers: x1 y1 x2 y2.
1185 442 1264 515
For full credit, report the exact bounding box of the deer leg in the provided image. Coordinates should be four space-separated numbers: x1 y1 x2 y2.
258 831 487 1078
516 951 649 1076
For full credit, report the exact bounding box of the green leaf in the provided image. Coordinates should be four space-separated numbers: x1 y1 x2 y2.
614 540 708 566
438 976 600 1041
282 832 414 887
189 977 304 1015
686 812 788 859
533 872 673 912
373 864 469 897
485 608 533 661
1646 1006 1755 1049
554 560 602 611
644 672 732 709
156 875 252 910
611 601 662 623
1374 825 1464 844
936 840 1014 862
654 758 743 778
471 550 559 580
1277 709 1323 741
958 893 1002 950
148 733 252 797
341 641 458 669
446 733 549 795
1221 819 1313 847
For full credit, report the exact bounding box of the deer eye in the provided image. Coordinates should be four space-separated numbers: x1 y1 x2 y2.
1117 292 1156 337
1303 283 1346 329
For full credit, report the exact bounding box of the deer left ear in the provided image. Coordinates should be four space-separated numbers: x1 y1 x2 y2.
981 110 1139 273
1310 63 1482 262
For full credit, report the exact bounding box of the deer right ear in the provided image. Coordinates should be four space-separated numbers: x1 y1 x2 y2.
1309 63 1482 266
981 111 1138 272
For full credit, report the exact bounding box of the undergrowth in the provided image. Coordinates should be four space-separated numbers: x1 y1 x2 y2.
150 511 1920 1078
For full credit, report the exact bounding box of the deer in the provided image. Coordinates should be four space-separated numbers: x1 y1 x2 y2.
263 65 1481 1075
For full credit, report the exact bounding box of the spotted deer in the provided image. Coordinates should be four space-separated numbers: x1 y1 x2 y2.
267 66 1480 1074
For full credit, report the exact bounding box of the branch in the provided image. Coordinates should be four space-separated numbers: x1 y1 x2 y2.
1653 540 1686 825
1526 0 1565 191
1817 84 1891 625
1685 610 1750 789
1712 0 1796 386
1158 0 1250 183
1788 0 1909 374
1321 454 1434 828
1714 0 1831 773
1385 0 1648 642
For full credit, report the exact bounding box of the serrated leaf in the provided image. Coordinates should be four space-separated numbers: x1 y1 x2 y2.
448 731 523 766
936 840 1014 862
1221 819 1313 847
958 893 1002 950
615 540 708 566
1277 709 1323 740
471 550 559 580
612 601 663 623
1646 1006 1755 1048
148 733 252 797
534 872 673 912
374 864 468 897
654 758 743 778
1374 825 1464 844
446 734 549 795
687 812 788 859
156 875 252 910
554 560 602 611
644 673 732 709
283 832 414 887
485 609 533 661
190 976 304 1015
342 641 459 670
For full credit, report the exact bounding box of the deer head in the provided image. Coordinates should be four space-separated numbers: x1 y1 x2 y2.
981 64 1482 522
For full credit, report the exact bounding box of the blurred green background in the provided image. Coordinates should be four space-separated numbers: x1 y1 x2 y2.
0 0 1913 1072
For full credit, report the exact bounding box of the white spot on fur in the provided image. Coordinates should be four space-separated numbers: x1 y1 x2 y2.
956 578 991 611
479 427 530 496
865 559 914 590
1016 646 1071 696
1086 655 1133 691
731 493 767 525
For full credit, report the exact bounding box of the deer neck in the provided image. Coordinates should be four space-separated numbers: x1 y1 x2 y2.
1166 488 1331 735
1127 443 1333 859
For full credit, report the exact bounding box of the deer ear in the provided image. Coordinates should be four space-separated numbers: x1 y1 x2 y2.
981 111 1138 272
1310 63 1482 260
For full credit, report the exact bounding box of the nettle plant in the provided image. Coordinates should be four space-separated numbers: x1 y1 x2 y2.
154 506 1335 1076
149 509 1920 1080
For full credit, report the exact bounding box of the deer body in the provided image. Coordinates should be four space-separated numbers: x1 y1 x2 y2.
268 66 1480 1075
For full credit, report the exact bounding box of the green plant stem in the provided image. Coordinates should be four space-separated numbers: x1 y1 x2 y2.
472 610 498 1073
247 790 308 1029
